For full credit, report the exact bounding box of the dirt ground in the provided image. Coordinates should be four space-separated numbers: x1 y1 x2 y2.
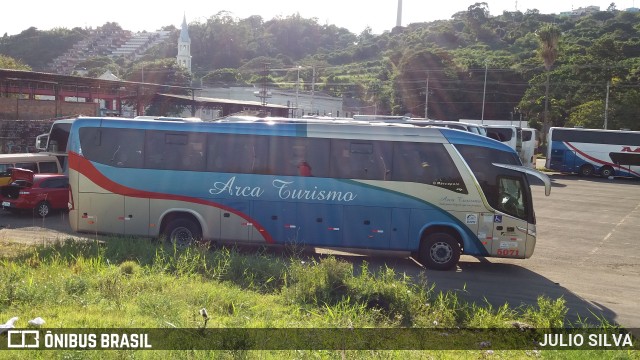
0 210 89 246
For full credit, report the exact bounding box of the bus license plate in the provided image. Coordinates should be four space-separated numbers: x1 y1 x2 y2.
2 201 10 207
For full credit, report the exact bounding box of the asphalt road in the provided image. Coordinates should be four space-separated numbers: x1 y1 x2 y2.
1 169 639 331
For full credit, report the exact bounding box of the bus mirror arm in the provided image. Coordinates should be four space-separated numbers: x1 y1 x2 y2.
492 163 552 196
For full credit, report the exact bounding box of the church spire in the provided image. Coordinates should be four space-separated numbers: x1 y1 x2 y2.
177 12 192 73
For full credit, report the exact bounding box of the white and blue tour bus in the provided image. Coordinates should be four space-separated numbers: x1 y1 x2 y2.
66 116 551 270
546 127 640 178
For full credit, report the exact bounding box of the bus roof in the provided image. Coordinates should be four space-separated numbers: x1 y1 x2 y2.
70 116 515 153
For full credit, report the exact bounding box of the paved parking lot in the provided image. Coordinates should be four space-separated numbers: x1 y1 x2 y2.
1 171 639 331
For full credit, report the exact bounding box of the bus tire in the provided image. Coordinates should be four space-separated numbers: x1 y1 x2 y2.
600 166 614 177
163 218 202 247
418 232 461 271
579 164 594 177
35 201 51 218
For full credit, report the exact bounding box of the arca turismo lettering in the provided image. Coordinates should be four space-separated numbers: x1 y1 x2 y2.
208 176 357 203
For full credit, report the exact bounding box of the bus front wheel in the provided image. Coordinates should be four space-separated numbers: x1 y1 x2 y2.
418 232 461 271
163 218 202 247
579 164 594 177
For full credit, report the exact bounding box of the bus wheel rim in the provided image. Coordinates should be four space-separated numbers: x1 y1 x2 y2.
430 242 453 264
171 228 193 246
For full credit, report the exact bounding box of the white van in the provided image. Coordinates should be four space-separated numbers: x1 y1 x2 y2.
0 153 63 185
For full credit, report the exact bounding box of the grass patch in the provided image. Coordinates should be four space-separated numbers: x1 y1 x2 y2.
0 237 632 358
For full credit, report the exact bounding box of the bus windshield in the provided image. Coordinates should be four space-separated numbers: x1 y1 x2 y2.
454 144 533 222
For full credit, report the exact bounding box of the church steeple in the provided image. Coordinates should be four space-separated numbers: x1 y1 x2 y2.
177 13 192 73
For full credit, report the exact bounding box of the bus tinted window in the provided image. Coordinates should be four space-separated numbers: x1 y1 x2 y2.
330 139 392 180
269 136 330 177
206 133 269 174
146 130 206 171
79 128 144 168
392 142 467 193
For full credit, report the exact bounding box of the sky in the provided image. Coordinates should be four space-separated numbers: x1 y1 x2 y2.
2 0 636 37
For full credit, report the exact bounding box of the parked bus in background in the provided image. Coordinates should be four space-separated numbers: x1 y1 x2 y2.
35 118 75 171
520 128 538 168
546 127 640 178
484 125 538 169
66 116 550 270
484 125 519 151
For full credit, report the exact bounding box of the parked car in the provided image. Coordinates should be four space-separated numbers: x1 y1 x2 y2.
0 168 69 217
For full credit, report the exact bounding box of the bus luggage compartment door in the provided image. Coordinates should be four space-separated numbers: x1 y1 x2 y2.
124 197 150 237
77 193 124 234
251 201 298 245
296 204 343 247
342 206 391 249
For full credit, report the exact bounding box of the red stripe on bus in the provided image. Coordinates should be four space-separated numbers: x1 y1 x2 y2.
68 152 274 243
564 142 640 177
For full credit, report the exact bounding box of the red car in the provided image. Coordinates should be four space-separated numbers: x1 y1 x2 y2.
0 169 69 217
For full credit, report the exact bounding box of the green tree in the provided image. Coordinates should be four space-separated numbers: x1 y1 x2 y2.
0 54 31 70
566 100 604 128
201 68 243 86
537 24 561 140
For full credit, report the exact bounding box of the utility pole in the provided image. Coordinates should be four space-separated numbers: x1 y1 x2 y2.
481 62 488 124
604 81 610 129
296 66 301 117
311 66 316 115
424 73 429 119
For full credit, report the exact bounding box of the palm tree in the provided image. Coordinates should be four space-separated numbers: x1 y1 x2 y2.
537 24 561 141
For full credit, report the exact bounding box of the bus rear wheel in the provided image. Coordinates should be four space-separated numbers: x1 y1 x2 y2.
600 166 615 177
418 232 461 271
579 164 594 177
163 218 202 247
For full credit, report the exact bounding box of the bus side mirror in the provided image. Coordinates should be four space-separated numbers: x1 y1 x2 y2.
35 134 49 151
